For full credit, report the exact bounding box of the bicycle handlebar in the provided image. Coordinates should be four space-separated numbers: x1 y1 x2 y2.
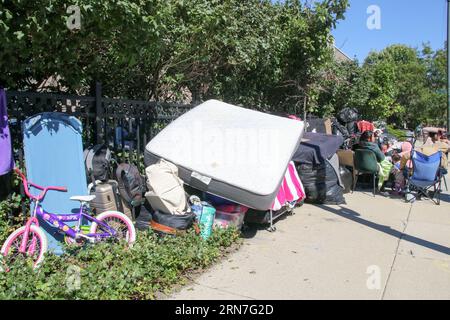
14 168 67 201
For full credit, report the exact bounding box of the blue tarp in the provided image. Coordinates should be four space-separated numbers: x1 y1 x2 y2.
292 132 343 165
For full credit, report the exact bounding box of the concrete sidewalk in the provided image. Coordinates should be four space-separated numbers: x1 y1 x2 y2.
170 189 450 300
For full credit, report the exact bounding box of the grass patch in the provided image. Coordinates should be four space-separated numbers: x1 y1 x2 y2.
0 227 241 300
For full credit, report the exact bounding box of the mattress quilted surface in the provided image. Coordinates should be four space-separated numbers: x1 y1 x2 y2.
145 100 304 197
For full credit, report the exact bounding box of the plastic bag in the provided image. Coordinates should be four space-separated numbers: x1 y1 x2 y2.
296 162 346 205
337 107 359 124
339 166 353 194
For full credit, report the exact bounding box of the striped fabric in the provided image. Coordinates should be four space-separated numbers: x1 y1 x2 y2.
271 161 306 211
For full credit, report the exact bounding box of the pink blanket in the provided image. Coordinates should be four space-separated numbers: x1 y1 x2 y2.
271 161 305 211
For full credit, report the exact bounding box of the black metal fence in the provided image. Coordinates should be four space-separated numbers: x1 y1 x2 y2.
6 83 195 169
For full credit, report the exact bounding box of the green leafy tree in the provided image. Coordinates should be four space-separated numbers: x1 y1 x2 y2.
0 0 349 108
317 43 447 128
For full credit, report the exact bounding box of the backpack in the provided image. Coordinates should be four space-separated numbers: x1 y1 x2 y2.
116 163 145 208
144 159 188 215
83 144 111 182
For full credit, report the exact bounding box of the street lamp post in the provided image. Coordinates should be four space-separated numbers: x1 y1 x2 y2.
447 0 450 133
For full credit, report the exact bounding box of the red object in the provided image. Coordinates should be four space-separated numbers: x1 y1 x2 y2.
288 115 302 121
357 120 375 133
14 168 67 201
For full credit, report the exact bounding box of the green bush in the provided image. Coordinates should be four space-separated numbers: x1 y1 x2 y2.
0 227 241 300
386 124 407 140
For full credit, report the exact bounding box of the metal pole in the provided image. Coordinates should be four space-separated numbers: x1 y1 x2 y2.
95 82 103 144
447 0 450 133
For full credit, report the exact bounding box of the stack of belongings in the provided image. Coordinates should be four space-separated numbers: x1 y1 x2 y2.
336 107 359 137
137 158 201 237
143 99 305 232
84 145 143 221
292 132 348 205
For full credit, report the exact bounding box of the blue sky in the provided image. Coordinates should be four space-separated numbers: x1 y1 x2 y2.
332 0 448 62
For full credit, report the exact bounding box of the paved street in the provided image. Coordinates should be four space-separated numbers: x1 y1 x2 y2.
171 187 450 300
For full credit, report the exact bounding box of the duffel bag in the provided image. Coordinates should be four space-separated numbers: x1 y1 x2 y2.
150 210 200 236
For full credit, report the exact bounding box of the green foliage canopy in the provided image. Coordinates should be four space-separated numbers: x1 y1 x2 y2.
0 0 349 110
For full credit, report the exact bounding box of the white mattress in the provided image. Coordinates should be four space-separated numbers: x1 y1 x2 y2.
144 99 304 210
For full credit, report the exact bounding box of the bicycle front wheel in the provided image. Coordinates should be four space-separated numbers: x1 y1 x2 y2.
1 225 48 269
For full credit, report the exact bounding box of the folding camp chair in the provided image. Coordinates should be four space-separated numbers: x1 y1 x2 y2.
405 150 443 205
352 149 379 196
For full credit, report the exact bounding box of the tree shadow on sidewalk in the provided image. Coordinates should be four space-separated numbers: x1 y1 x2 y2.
316 204 450 256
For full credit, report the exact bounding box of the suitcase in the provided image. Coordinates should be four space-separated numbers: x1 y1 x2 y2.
88 180 133 220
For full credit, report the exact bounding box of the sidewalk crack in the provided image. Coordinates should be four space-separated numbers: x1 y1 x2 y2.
193 281 257 300
381 203 413 300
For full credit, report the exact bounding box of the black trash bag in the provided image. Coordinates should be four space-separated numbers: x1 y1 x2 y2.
332 119 349 138
339 166 353 194
346 121 358 135
337 107 359 124
296 162 346 205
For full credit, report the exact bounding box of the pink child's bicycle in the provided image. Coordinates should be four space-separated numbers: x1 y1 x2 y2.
1 168 136 268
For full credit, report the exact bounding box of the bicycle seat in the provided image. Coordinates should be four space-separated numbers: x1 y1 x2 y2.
70 195 96 203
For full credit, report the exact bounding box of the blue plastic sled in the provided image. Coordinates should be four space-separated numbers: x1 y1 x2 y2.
23 113 87 255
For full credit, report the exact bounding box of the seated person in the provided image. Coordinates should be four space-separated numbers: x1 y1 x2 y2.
374 129 383 149
399 140 413 157
353 130 385 162
403 132 448 170
390 153 405 195
400 143 448 176
424 132 450 151
381 140 390 155
353 130 393 194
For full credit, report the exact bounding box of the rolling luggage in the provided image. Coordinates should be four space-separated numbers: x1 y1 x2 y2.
88 180 133 220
